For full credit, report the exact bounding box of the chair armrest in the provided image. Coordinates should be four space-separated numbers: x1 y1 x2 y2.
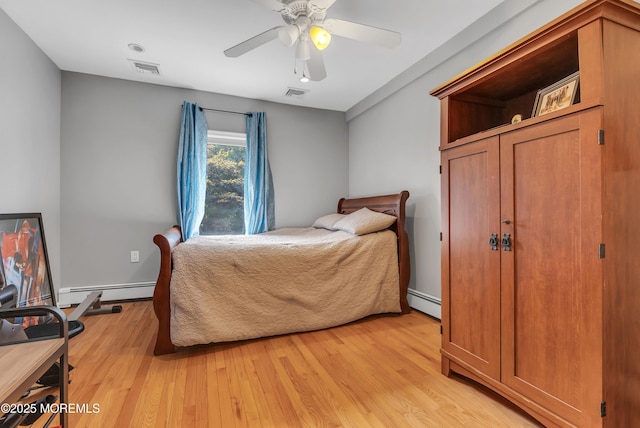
0 306 68 343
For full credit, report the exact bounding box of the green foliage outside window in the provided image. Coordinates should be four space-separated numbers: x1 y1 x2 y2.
200 144 245 235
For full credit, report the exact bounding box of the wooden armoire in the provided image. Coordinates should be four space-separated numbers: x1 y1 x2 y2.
431 0 640 426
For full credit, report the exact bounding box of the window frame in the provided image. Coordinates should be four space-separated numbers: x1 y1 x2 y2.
201 129 247 235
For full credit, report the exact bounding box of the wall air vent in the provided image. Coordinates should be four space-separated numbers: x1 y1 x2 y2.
284 87 309 98
128 59 161 76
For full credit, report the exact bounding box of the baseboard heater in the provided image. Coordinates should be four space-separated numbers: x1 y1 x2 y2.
407 288 441 320
57 282 155 308
59 283 434 318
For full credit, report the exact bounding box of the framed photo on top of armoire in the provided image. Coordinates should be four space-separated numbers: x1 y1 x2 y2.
532 71 580 117
0 213 55 323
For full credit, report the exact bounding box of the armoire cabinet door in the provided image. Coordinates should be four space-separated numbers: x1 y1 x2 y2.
499 109 603 427
441 137 501 380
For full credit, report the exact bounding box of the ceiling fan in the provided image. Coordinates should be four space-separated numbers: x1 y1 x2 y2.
223 0 401 82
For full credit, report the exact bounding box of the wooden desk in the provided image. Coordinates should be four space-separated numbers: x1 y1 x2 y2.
0 307 69 427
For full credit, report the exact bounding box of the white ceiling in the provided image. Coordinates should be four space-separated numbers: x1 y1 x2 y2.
1 0 506 112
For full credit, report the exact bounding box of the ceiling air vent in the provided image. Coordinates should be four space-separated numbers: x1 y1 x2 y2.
128 59 161 76
284 87 309 98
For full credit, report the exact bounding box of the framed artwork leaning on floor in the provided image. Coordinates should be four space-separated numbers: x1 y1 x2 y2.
0 213 55 326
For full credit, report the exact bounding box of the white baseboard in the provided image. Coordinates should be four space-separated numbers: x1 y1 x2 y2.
57 282 155 308
407 288 441 320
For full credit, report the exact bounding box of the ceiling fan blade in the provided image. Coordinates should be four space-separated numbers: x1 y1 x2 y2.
323 18 401 48
250 0 287 12
224 27 282 58
308 0 337 12
307 47 327 81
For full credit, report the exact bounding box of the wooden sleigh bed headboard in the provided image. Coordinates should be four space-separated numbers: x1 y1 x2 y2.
337 190 411 313
152 190 411 355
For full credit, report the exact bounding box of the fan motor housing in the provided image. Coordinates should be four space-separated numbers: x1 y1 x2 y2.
281 1 326 25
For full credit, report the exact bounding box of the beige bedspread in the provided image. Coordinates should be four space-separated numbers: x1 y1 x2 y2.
169 227 400 347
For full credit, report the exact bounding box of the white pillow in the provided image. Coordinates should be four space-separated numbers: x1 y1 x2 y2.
332 207 397 235
312 213 346 230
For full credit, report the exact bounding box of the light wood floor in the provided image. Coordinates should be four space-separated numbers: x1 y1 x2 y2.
24 300 542 427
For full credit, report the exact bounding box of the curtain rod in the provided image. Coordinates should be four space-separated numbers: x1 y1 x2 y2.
179 104 253 117
200 107 252 117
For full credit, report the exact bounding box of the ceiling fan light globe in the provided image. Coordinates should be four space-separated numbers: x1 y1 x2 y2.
278 25 300 47
309 26 331 50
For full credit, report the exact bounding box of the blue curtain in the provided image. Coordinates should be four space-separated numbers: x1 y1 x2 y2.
177 101 208 240
244 112 275 234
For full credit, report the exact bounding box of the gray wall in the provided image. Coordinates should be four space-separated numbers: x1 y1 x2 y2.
346 0 583 318
60 72 348 288
0 9 62 289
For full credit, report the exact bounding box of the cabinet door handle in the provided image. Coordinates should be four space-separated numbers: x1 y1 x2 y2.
489 233 499 251
501 233 512 251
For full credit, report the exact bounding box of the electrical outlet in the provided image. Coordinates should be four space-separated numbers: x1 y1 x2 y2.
130 250 140 263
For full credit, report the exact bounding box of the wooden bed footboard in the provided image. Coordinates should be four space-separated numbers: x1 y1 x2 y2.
152 226 181 355
152 190 411 355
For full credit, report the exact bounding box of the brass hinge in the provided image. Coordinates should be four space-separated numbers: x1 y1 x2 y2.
600 401 606 417
439 165 442 174
599 243 606 259
440 232 443 241
598 129 605 145
440 325 443 335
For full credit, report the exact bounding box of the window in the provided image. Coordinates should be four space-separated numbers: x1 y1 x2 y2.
200 130 246 235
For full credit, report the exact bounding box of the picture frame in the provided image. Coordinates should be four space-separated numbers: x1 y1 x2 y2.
532 71 580 117
0 213 55 320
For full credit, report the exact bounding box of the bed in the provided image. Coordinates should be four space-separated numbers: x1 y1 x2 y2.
151 190 410 355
